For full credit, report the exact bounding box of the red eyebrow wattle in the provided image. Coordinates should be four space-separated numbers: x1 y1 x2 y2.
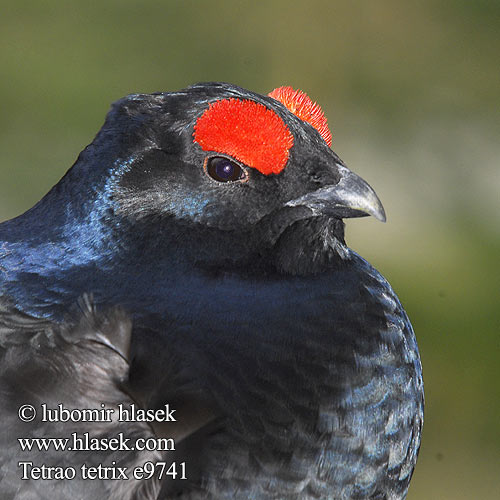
193 98 294 176
268 86 332 147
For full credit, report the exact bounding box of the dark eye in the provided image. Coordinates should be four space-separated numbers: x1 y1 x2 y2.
206 157 246 183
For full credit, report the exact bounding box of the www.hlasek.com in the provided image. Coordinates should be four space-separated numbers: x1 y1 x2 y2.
18 431 175 453
17 403 187 481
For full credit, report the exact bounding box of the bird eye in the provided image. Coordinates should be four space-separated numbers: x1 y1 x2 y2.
206 157 247 183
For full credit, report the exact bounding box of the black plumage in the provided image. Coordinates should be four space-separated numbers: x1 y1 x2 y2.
0 83 423 499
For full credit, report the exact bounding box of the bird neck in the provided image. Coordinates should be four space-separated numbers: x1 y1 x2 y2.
269 216 347 275
0 175 349 320
0 162 121 317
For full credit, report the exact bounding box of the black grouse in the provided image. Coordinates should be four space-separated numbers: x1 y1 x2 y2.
0 82 423 499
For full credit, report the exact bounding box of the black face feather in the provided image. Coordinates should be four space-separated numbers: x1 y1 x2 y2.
111 94 340 232
0 82 422 499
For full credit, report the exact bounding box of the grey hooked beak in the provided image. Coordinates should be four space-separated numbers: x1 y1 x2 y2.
286 164 386 222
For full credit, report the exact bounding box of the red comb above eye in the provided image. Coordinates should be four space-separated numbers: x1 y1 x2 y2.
193 98 294 176
268 86 332 147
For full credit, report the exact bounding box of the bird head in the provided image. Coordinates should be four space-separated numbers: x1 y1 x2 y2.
73 83 383 269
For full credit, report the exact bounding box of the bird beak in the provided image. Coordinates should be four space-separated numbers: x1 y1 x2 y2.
286 164 386 222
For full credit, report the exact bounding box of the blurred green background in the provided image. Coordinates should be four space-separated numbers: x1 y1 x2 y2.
1 1 498 498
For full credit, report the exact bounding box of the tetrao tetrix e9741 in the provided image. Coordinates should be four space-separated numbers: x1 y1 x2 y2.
0 83 423 499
